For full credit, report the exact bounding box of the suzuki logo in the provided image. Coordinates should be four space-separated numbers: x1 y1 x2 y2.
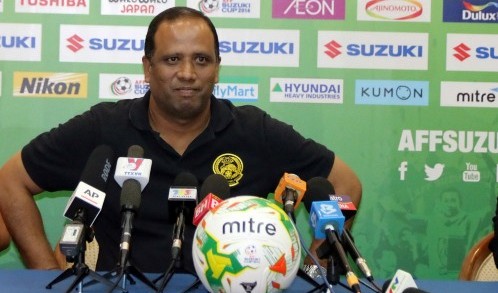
325 40 342 58
67 34 84 52
453 43 471 61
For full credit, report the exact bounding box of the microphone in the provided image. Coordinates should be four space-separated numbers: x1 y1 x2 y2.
330 194 357 220
303 177 361 293
114 145 151 268
193 174 230 226
274 172 306 216
382 269 421 293
168 172 198 260
60 145 114 257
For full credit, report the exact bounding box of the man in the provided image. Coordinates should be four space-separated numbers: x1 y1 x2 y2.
0 7 361 273
0 215 10 251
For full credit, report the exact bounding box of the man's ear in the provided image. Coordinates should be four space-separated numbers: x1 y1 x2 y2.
142 56 151 82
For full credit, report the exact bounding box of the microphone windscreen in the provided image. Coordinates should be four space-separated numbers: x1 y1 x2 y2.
120 179 142 208
303 177 334 211
173 171 198 187
79 145 115 191
403 288 430 293
200 174 230 200
127 145 144 158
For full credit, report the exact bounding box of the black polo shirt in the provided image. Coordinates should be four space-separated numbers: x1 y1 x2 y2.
22 91 334 273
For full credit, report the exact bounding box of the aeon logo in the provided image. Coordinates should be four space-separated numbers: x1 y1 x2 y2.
453 43 471 61
325 40 342 58
67 34 84 52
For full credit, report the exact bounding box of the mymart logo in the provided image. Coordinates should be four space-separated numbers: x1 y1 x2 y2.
13 72 87 98
270 78 343 104
213 77 258 102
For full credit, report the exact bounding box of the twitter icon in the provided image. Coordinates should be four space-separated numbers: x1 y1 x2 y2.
424 163 444 181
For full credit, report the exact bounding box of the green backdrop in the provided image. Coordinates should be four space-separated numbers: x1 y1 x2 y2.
1 0 496 281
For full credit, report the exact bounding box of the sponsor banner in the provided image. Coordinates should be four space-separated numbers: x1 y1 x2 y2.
270 78 343 103
443 0 498 23
317 31 428 70
0 0 3 13
355 80 429 106
0 72 2 97
187 0 260 18
101 0 174 16
218 28 299 67
59 25 147 64
99 74 149 100
440 81 498 108
13 72 87 98
357 0 431 22
213 77 259 102
15 0 90 14
0 23 42 62
446 34 498 72
272 0 345 20
398 129 498 153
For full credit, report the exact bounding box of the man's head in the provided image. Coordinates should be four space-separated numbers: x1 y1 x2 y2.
142 7 221 122
144 7 220 62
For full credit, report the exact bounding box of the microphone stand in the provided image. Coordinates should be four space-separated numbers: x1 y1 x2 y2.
46 210 117 293
155 204 200 293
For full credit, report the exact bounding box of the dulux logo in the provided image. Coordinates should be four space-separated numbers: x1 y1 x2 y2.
217 28 300 67
318 31 428 70
443 0 498 23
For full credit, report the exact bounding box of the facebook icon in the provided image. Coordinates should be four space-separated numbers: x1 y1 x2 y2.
398 161 408 181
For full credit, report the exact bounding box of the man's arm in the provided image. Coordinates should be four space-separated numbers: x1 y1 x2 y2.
0 152 59 269
0 211 11 251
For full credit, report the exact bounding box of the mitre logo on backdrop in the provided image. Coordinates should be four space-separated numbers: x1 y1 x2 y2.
443 0 498 23
440 82 498 108
217 28 299 67
271 0 345 20
357 0 431 22
317 31 428 70
0 23 41 62
446 33 498 72
269 78 343 103
59 25 147 64
15 0 89 14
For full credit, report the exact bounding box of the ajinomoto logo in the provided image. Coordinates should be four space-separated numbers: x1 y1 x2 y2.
358 0 431 22
213 153 244 187
13 72 87 98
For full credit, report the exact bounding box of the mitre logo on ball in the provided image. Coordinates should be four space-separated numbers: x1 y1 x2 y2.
192 196 301 293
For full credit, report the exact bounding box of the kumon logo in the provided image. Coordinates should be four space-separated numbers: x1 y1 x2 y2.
13 72 87 98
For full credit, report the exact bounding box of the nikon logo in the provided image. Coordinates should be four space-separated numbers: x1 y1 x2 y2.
13 72 87 98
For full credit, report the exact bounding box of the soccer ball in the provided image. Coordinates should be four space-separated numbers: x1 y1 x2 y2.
111 76 132 95
200 0 219 13
192 196 301 293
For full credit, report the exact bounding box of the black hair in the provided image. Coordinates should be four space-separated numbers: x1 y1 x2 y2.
144 6 220 61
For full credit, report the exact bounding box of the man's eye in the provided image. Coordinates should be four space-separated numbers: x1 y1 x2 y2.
196 56 209 64
167 57 178 63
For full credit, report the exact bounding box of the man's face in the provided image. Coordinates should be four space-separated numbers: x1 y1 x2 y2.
143 17 220 121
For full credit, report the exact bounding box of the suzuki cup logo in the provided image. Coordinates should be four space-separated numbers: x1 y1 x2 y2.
67 34 84 52
453 43 471 61
127 158 143 171
325 40 342 58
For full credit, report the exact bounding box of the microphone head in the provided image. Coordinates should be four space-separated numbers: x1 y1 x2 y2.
199 174 230 201
173 171 198 187
120 179 142 210
79 144 115 191
303 177 334 211
127 145 144 158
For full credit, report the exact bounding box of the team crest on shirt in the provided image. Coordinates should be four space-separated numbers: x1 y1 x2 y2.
213 153 243 187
